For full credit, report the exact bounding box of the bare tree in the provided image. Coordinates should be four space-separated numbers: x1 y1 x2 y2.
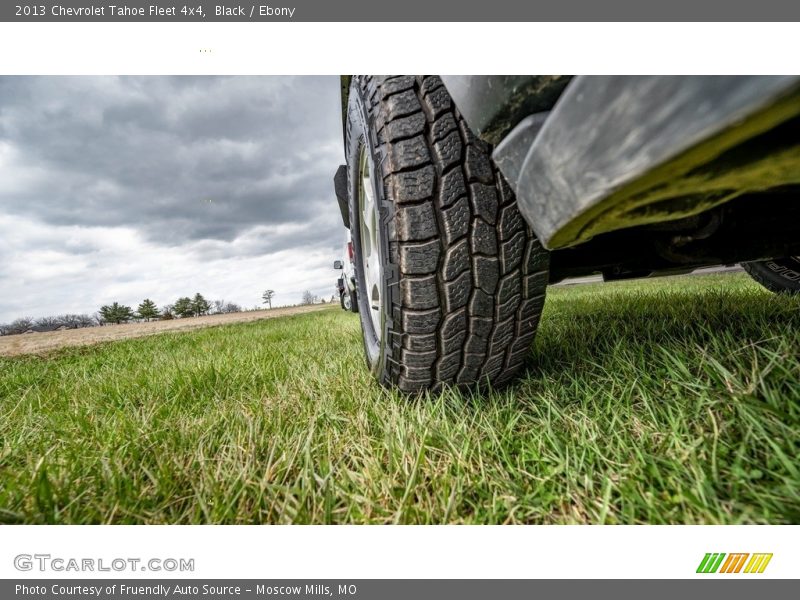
301 290 318 305
75 314 94 328
35 316 61 331
58 314 84 329
1 312 102 334
262 289 275 309
56 315 77 329
212 299 242 314
8 317 34 335
222 302 241 314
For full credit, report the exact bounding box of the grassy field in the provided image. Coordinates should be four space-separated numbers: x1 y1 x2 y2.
1 273 798 524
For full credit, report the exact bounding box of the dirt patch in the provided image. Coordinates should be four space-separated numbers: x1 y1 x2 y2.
0 304 335 357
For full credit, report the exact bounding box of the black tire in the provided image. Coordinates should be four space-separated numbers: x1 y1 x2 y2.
348 289 359 313
342 288 358 312
339 292 347 310
345 75 549 393
743 257 800 293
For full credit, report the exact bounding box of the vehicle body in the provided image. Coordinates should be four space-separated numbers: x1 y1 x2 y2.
333 236 358 312
334 76 800 392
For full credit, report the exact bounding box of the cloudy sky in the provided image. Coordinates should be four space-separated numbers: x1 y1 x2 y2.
0 76 347 322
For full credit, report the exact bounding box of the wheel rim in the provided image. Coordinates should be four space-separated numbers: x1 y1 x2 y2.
357 146 382 341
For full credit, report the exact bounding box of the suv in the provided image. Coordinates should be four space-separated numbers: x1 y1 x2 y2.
334 237 358 312
333 75 800 392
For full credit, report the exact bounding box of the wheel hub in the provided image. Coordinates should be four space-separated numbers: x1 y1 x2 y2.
358 147 382 339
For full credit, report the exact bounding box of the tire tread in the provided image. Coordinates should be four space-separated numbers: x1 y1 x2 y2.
355 75 549 392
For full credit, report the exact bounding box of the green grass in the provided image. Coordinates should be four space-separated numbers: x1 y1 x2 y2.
1 273 799 524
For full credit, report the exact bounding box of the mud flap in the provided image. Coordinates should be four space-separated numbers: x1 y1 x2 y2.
334 164 350 228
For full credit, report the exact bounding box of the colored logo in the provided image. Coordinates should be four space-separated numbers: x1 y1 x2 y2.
696 553 773 574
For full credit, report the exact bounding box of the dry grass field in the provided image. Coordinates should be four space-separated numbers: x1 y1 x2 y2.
0 304 334 357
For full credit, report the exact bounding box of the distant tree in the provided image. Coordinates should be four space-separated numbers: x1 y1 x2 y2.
57 314 89 329
35 316 61 331
8 317 34 335
210 299 239 314
301 290 318 305
222 301 241 314
262 289 275 309
161 304 175 320
117 304 133 323
0 314 96 334
192 293 211 317
54 315 72 329
174 297 194 318
99 302 134 325
137 299 160 322
75 314 94 328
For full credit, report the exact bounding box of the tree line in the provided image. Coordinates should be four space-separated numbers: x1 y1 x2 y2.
1 289 332 337
0 293 242 336
97 293 239 324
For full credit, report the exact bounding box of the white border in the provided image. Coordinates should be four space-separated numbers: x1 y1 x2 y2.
0 525 797 579
0 22 799 75
1 19 799 582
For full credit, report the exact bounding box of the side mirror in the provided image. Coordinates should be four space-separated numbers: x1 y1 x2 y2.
333 260 344 270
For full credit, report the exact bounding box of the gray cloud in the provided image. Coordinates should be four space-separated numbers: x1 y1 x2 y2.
0 76 348 320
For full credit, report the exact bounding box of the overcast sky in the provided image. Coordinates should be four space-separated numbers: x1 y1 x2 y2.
0 76 347 322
